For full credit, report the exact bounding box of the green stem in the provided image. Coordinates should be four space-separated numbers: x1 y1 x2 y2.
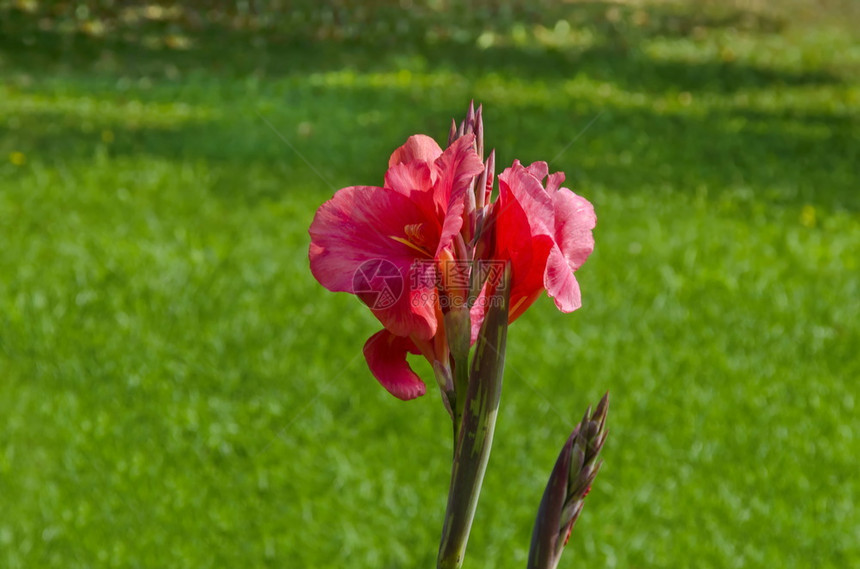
437 380 503 569
451 355 470 444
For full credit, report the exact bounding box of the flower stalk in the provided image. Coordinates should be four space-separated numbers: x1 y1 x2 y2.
438 264 511 569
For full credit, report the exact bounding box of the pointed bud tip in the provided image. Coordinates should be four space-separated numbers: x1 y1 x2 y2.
447 119 459 146
578 407 591 431
594 391 609 421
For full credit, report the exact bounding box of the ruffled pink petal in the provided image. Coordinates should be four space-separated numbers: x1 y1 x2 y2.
498 161 554 236
308 185 437 339
552 188 596 271
544 187 595 312
525 160 549 182
546 171 565 193
388 134 443 168
432 135 485 255
544 246 582 312
363 329 426 400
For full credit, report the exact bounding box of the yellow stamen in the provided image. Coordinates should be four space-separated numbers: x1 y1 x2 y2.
389 235 433 258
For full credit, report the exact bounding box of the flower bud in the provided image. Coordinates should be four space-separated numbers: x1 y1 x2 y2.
528 393 609 569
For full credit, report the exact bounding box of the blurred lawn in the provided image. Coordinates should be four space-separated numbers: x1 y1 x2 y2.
1 1 858 568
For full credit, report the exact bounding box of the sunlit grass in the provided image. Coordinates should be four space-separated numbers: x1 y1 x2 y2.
1 2 858 568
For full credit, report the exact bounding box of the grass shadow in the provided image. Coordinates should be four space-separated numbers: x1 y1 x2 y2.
3 80 856 211
0 1 843 93
1 2 855 210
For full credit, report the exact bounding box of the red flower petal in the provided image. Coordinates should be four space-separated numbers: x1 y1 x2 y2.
363 329 426 400
388 134 443 167
384 160 438 225
308 185 437 339
494 164 555 320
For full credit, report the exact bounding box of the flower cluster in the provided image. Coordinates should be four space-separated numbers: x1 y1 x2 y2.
309 103 596 402
309 103 606 569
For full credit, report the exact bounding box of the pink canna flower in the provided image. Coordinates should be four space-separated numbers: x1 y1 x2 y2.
471 160 596 337
310 105 596 402
309 134 484 400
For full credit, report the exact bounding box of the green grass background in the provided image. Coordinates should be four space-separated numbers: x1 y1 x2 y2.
1 1 858 567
